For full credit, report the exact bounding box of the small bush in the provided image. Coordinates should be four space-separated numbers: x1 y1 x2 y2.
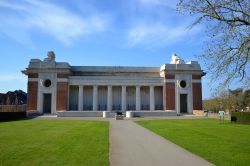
231 116 237 122
0 112 26 121
231 112 250 124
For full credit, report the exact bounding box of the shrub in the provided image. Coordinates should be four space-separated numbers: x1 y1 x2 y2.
231 116 237 122
231 112 250 124
0 112 26 121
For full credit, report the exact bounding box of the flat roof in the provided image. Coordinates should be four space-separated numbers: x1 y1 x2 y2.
70 66 160 73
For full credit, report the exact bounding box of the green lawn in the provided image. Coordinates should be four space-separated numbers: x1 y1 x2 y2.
137 119 250 166
0 119 109 166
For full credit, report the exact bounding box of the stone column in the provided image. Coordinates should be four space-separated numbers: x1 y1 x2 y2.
176 80 180 115
163 84 166 110
150 86 155 111
78 85 83 111
93 85 98 111
107 85 112 111
122 86 126 111
136 86 141 111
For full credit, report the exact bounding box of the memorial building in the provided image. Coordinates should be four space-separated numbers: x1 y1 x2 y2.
22 51 204 117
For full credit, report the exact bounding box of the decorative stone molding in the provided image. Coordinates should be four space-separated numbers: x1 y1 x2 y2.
68 76 164 86
57 78 68 82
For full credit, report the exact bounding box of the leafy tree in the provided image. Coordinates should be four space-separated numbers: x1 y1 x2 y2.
203 88 250 112
243 89 250 107
178 0 250 86
228 88 244 110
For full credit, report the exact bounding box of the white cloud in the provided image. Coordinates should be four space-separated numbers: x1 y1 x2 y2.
0 73 26 81
126 23 201 48
0 0 109 46
0 73 26 93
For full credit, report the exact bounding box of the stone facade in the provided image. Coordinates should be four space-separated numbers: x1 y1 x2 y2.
22 52 205 116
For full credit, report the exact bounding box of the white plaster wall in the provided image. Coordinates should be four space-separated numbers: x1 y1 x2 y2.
37 73 57 114
175 74 193 114
83 86 93 110
126 86 136 110
69 86 79 110
112 86 122 110
155 86 163 110
140 86 150 110
98 86 107 110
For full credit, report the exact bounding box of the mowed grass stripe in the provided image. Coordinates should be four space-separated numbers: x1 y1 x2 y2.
137 119 250 166
0 119 109 166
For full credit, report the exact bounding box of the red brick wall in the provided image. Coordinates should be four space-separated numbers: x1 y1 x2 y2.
165 74 175 79
57 74 69 78
165 83 175 110
27 81 38 111
28 73 38 78
56 82 68 111
192 83 202 110
192 75 201 79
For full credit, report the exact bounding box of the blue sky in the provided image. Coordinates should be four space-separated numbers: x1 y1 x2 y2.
0 0 226 99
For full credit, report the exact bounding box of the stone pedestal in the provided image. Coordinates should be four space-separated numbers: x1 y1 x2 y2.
126 111 133 118
103 111 110 118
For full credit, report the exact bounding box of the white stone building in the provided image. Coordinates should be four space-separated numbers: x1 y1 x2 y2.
22 52 204 117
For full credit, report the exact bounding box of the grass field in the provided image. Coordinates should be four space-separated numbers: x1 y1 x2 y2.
0 119 109 166
137 119 250 166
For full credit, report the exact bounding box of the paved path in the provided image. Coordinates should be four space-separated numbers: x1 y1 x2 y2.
109 119 214 166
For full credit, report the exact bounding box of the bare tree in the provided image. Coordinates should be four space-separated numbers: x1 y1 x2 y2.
6 96 10 105
15 94 19 105
178 0 250 86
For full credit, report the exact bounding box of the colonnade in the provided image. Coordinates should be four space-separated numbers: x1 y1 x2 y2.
69 85 163 111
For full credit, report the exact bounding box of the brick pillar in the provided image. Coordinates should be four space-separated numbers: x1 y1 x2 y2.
27 81 38 111
165 83 175 110
56 82 68 111
192 83 202 110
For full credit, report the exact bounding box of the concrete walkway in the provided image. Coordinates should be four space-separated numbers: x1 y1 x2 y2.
109 119 214 166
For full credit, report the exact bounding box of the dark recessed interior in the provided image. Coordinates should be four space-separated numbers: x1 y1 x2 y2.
180 80 186 88
43 79 51 87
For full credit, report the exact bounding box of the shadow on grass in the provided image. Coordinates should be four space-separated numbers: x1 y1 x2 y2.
0 112 37 122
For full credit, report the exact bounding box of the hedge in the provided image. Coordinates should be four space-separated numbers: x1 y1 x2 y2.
231 112 250 124
0 112 26 121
